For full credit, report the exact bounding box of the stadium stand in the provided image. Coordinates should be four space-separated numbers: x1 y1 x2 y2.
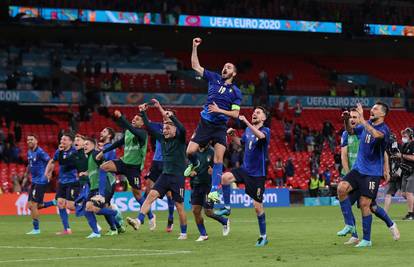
9 0 414 24
2 106 414 193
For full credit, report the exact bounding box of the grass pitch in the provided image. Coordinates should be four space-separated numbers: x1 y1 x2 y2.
0 204 413 267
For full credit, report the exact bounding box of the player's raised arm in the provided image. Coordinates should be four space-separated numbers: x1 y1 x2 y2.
342 111 353 134
191 37 205 76
238 115 266 139
169 114 186 141
150 98 168 119
356 103 385 139
114 110 147 143
140 108 163 141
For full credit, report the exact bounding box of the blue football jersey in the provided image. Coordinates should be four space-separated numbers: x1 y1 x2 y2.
148 122 163 162
200 69 242 124
353 122 390 176
241 127 271 177
27 146 50 185
53 147 78 184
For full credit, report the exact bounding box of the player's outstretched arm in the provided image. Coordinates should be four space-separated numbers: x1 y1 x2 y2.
114 110 147 143
141 110 163 141
356 103 385 139
239 115 266 139
169 115 186 141
101 138 124 156
342 111 353 134
191 37 204 76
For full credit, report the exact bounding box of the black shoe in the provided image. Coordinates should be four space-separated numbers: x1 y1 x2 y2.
402 213 410 220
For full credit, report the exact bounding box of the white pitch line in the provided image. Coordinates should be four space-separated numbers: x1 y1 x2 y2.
0 252 190 264
0 245 191 254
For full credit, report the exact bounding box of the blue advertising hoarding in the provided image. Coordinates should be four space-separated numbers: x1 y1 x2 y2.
179 15 342 33
110 188 290 212
9 5 341 34
0 90 80 103
365 23 414 37
0 90 404 109
271 95 404 108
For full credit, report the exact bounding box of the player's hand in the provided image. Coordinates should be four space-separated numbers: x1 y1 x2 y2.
208 166 213 175
96 151 104 161
227 128 235 136
79 171 88 177
151 98 161 108
239 115 247 123
189 171 197 177
341 111 350 121
193 37 202 47
208 102 221 113
45 172 52 181
384 170 391 183
356 103 364 118
138 103 148 112
114 110 122 118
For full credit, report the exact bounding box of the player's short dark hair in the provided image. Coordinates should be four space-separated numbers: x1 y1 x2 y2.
75 134 86 140
62 131 75 141
105 127 115 141
231 63 238 74
27 134 38 140
375 101 389 115
255 106 269 119
164 108 177 116
84 136 96 146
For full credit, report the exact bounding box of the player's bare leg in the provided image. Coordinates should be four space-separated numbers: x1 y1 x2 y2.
56 198 72 235
127 190 159 230
253 200 268 246
26 201 41 234
355 196 373 247
175 202 188 240
336 181 357 238
384 193 392 212
193 205 208 241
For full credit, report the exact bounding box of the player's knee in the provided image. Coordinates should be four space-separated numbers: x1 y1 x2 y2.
192 207 201 216
337 183 348 197
86 202 96 212
221 172 233 184
132 188 142 198
57 199 66 209
100 162 111 172
253 202 264 215
186 143 198 155
204 209 213 217
66 203 75 210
